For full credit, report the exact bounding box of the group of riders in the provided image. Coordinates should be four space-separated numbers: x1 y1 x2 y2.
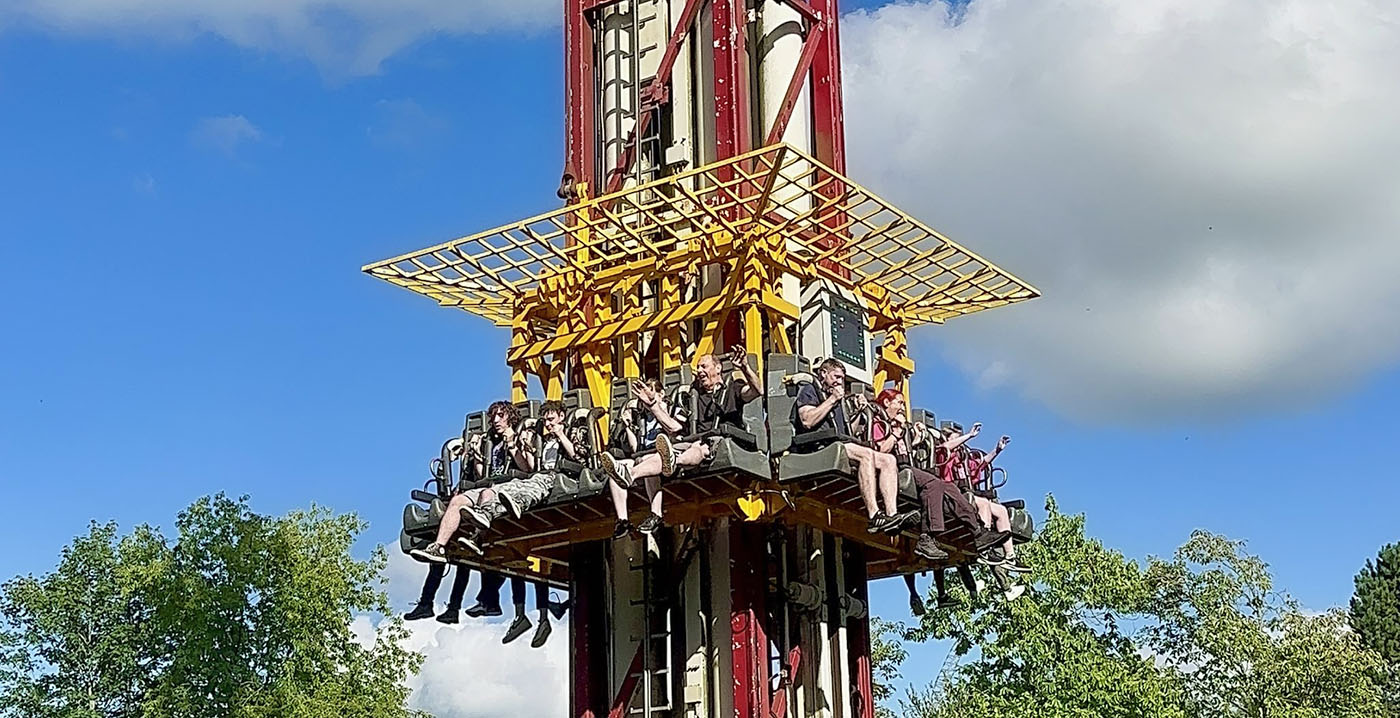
403 341 1030 646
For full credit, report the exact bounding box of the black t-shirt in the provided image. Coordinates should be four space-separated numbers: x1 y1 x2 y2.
695 379 753 432
792 382 846 435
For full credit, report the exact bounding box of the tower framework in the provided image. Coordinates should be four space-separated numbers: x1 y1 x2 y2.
366 2 1038 717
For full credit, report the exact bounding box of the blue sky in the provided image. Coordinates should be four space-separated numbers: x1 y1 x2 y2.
3 0 1400 709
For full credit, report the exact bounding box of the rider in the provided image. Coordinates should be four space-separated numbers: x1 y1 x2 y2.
654 345 762 476
871 389 1009 561
794 358 917 534
598 378 686 538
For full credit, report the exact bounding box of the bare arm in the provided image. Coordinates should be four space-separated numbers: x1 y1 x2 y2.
983 436 1010 464
797 394 841 429
940 423 981 452
553 426 580 461
509 430 536 473
647 399 686 434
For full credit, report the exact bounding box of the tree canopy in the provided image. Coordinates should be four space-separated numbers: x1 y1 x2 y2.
0 495 423 718
879 497 1389 718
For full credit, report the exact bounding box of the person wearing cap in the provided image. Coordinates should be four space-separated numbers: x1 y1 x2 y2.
871 389 1010 562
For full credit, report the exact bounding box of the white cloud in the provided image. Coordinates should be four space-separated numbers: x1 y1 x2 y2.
191 114 262 157
0 0 555 76
842 0 1400 422
374 548 569 717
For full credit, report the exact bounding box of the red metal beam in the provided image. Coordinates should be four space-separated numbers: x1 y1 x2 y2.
565 0 598 198
730 522 771 718
764 23 825 147
808 0 846 174
571 544 607 718
712 0 752 164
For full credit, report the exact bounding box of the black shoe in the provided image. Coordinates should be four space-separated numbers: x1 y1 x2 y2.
972 529 1011 553
502 614 533 644
464 602 503 618
637 513 663 534
913 535 950 561
548 599 570 620
612 520 633 539
936 595 960 610
530 619 553 648
867 512 892 534
404 603 435 621
1004 557 1031 574
883 510 922 535
909 593 926 617
436 608 460 625
410 543 448 563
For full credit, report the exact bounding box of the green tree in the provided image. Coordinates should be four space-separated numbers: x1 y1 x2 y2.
0 495 423 718
884 498 1388 718
1350 542 1400 663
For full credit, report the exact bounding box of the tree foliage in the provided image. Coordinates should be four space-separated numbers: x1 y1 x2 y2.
0 495 423 718
1351 542 1400 664
882 497 1389 718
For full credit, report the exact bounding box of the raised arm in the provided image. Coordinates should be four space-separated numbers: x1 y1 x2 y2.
634 380 686 434
939 422 982 451
983 435 1010 464
729 345 763 402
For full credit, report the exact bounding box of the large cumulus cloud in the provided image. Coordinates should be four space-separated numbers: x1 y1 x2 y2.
842 0 1400 421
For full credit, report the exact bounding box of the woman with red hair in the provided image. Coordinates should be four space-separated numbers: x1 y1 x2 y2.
870 389 1007 562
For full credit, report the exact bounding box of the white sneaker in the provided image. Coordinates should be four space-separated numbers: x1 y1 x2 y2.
656 434 678 476
455 535 484 555
1004 584 1026 601
599 452 632 488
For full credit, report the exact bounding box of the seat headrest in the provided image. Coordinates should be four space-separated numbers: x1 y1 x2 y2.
783 372 816 386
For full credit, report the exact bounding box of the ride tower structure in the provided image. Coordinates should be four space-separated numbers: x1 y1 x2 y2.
364 2 1039 717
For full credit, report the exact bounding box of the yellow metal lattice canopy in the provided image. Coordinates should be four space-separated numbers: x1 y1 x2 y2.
363 144 1039 328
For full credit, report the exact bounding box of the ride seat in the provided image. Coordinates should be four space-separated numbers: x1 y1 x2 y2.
768 354 857 484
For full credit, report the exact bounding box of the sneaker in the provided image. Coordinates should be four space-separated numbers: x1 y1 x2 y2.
978 550 1006 568
656 433 678 477
867 512 893 534
612 519 633 539
464 602 503 618
972 529 1012 553
530 619 553 648
909 593 927 617
637 513 663 535
599 452 631 488
913 535 950 561
935 595 959 610
460 505 492 530
883 510 922 535
548 599 571 620
499 490 521 520
455 534 484 555
404 602 436 621
1004 584 1026 601
411 543 448 564
436 608 460 625
502 614 533 644
1004 557 1031 574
